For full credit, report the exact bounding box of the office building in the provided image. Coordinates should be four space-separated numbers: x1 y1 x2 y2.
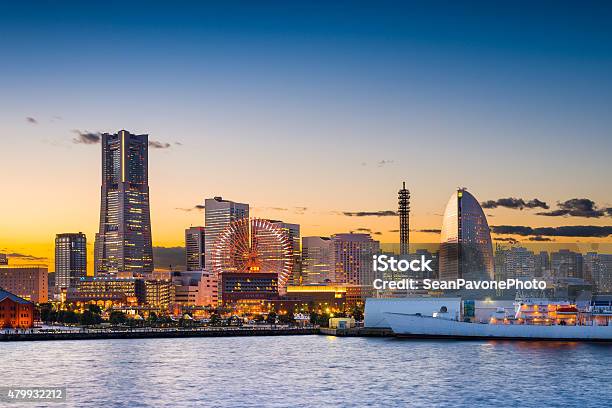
301 236 333 284
185 226 205 271
94 130 154 275
55 232 87 289
72 277 146 305
0 265 48 303
144 280 174 309
260 220 300 284
204 197 249 272
439 188 494 280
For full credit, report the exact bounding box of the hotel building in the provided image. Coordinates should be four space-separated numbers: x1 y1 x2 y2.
94 130 154 275
439 188 494 281
204 197 249 272
0 265 48 303
55 232 87 289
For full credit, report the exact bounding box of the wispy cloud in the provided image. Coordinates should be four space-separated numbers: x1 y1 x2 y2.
377 160 394 167
149 140 172 149
26 116 38 124
343 210 397 217
176 204 205 212
5 252 48 261
72 130 101 144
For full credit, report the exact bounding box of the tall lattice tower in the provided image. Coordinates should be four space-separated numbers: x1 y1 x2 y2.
398 182 410 255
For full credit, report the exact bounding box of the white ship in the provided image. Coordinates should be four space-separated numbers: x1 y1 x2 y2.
383 299 612 341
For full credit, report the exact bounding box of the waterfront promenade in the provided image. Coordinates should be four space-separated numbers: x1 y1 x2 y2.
0 326 319 342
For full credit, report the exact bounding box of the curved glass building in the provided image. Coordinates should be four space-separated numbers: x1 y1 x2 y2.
439 189 494 281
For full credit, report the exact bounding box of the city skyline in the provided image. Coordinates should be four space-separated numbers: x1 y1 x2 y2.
1 3 612 270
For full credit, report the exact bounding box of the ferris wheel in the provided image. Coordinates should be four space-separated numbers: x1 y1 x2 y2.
210 218 294 292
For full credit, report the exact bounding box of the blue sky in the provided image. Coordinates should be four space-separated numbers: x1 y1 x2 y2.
1 1 611 262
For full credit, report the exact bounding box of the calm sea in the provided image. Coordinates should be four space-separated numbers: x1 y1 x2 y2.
2 336 611 407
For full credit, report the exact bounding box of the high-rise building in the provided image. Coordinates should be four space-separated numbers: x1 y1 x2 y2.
439 188 494 281
94 130 154 275
55 232 87 289
0 265 48 303
398 182 410 255
331 233 380 286
301 236 333 284
551 250 583 279
0 253 7 265
185 226 205 271
204 197 249 272
584 253 612 293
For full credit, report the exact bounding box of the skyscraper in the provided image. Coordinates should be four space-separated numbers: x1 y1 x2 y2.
439 188 494 280
301 236 333 284
204 197 249 272
398 182 410 255
55 232 87 289
185 226 206 271
264 220 301 285
94 130 153 275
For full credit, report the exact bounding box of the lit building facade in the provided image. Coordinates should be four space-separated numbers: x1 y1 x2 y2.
0 289 34 329
301 236 333 284
0 265 48 303
94 130 154 276
331 233 380 288
55 232 87 289
185 226 205 271
145 280 174 309
73 277 146 305
204 197 249 272
221 272 278 304
0 253 7 265
258 220 300 284
439 189 494 281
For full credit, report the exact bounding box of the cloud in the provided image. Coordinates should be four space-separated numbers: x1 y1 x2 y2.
528 236 554 242
149 140 171 149
5 252 48 261
377 160 394 167
355 228 372 233
491 225 612 238
481 197 549 210
293 207 308 214
388 229 399 233
174 141 183 146
351 228 382 235
494 237 518 244
26 117 38 124
415 229 441 234
175 204 205 212
72 130 101 144
536 198 612 218
343 210 398 217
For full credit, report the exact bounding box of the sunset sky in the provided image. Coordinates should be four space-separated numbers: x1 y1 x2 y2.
1 2 611 270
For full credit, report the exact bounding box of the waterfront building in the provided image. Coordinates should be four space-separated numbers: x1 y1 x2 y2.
301 236 333 284
220 272 278 304
331 233 380 300
72 277 146 305
534 251 550 278
185 226 206 271
171 270 218 306
0 288 34 329
204 197 249 272
0 265 48 303
55 232 87 289
551 250 583 279
439 188 494 281
94 130 154 276
285 284 347 311
144 279 174 309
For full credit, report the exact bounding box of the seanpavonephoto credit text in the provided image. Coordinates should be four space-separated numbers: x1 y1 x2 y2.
371 254 547 291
